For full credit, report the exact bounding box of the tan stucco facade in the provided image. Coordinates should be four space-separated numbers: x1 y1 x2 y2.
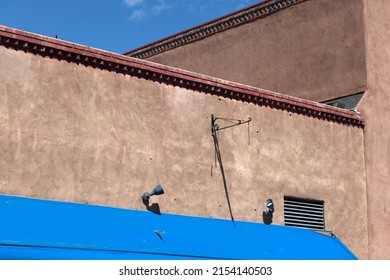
0 45 368 257
126 0 390 259
143 0 367 103
360 0 390 260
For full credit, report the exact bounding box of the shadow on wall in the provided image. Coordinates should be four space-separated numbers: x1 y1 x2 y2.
141 185 164 215
147 203 161 215
142 199 161 215
262 211 273 225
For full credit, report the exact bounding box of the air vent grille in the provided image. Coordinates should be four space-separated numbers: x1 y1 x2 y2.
284 196 325 230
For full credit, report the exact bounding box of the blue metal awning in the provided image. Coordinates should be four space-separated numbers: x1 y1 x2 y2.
0 195 357 260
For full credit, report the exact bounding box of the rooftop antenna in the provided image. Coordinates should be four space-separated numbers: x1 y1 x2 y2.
210 114 252 223
211 114 252 142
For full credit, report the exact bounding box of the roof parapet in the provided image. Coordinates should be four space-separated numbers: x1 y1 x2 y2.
124 0 307 59
0 25 364 128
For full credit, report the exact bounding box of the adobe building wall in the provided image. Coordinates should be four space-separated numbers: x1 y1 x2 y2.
0 44 368 258
141 0 366 102
359 0 390 260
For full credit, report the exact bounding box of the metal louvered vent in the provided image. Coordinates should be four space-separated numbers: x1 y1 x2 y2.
284 196 325 230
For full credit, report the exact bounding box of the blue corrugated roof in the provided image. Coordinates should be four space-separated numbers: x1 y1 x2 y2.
0 195 357 260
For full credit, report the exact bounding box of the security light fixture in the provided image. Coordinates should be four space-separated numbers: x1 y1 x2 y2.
142 185 164 203
265 199 274 214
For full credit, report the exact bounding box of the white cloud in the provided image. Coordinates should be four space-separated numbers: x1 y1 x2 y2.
129 9 147 22
125 0 171 22
151 0 170 15
124 0 144 8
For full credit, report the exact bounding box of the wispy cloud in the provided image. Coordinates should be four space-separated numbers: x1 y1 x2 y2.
124 0 171 22
151 0 170 15
123 0 259 23
123 0 144 8
128 9 147 22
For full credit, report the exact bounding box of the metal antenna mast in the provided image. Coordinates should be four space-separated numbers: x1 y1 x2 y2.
210 114 252 223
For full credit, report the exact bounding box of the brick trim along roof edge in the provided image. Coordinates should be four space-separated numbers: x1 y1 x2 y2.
124 0 307 59
0 25 364 128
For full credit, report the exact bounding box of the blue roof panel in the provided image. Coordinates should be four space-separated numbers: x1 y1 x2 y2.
0 195 357 260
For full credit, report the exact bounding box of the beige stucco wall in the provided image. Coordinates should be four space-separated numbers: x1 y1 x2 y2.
360 0 390 260
0 46 367 258
144 0 367 102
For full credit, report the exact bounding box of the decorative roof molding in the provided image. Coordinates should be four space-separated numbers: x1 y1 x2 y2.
125 0 307 59
0 25 364 128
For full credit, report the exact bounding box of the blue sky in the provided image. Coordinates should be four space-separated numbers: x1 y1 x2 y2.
1 0 263 54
